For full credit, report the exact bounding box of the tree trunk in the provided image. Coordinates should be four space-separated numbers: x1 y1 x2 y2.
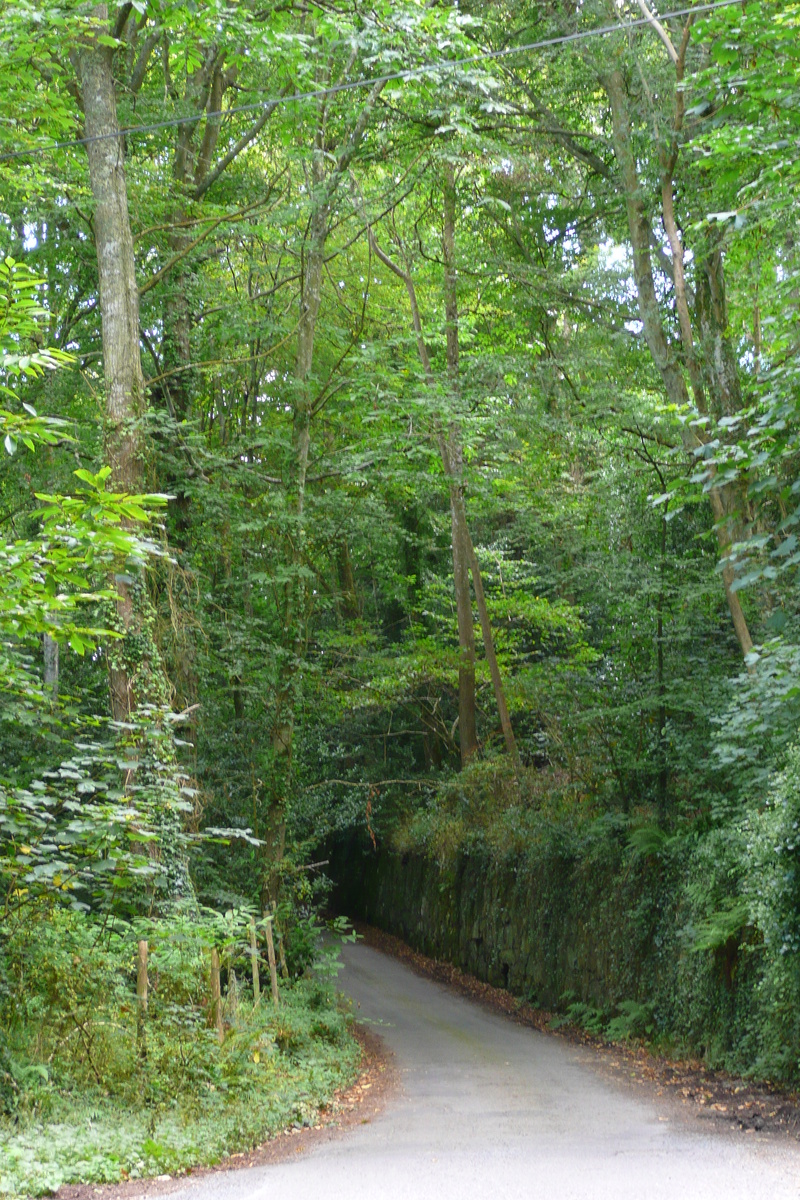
74 6 193 904
337 541 361 622
450 479 478 765
697 244 744 420
442 164 478 766
74 6 145 724
656 510 668 822
466 537 521 778
262 146 328 904
160 230 195 422
603 66 754 661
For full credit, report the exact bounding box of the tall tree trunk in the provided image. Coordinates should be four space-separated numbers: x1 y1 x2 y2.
603 66 754 661
443 166 478 765
74 8 146 723
656 509 668 822
260 151 327 908
450 474 478 764
74 6 192 904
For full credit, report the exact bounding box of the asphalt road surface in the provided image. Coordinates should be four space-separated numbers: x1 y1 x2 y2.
169 941 800 1200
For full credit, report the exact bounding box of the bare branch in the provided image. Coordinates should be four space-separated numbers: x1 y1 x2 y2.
138 193 281 297
636 0 679 63
145 323 298 388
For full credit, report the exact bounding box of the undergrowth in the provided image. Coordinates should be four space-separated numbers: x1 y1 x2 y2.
0 905 361 1197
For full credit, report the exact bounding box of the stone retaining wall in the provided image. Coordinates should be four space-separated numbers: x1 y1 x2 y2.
331 839 673 1010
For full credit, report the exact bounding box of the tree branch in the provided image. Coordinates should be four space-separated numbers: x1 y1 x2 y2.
636 0 679 64
138 193 281 297
129 30 160 96
145 323 298 388
193 96 287 199
113 2 133 41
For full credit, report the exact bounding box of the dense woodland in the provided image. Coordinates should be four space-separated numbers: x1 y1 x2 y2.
1 0 800 1185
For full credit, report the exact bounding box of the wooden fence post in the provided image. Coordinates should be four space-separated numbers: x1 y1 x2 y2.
210 947 224 1043
228 966 239 1021
249 918 260 1001
272 903 289 979
264 919 280 1007
136 939 148 1062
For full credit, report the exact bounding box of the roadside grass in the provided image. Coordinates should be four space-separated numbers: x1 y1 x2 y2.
0 977 361 1197
0 905 362 1198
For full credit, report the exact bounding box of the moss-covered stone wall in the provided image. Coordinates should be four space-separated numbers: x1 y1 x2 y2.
334 840 660 1006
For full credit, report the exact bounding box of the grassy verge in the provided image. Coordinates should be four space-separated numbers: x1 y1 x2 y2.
0 908 362 1197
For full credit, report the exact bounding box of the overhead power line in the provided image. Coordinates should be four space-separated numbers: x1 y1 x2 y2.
0 1 743 164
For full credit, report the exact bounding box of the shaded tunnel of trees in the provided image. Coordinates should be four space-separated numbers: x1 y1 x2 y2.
3 0 800 1094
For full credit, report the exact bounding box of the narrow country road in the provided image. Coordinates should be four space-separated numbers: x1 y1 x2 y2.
170 942 800 1200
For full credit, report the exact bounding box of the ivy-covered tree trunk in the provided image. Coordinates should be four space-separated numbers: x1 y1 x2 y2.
74 5 192 905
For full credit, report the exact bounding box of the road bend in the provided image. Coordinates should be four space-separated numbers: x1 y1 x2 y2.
169 940 800 1200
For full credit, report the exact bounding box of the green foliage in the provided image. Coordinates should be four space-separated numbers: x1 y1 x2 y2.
2 0 800 1138
605 1000 655 1043
0 903 360 1196
0 256 72 383
0 724 199 917
551 996 608 1037
1 467 167 648
555 994 656 1043
689 899 750 955
0 257 167 650
738 743 800 1079
0 253 189 921
711 637 800 806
